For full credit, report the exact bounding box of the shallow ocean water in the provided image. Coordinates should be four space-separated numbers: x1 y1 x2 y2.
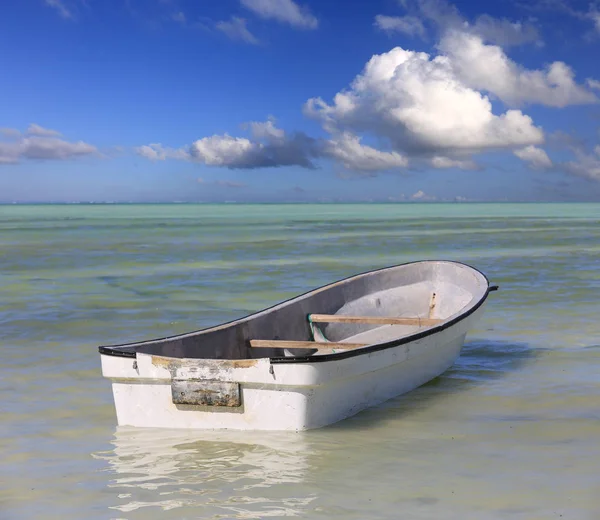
1 203 599 519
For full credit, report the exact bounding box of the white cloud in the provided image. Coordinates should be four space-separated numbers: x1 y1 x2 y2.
197 178 247 188
135 119 317 169
587 79 600 90
374 15 426 38
0 142 19 164
305 44 544 166
216 17 259 45
244 118 285 141
21 137 96 160
563 150 600 181
190 125 317 169
45 0 73 20
325 133 408 171
547 135 600 182
131 6 595 178
409 0 462 29
411 189 436 200
521 1 600 34
429 156 478 169
514 145 553 169
0 125 97 164
190 135 257 166
241 0 318 29
439 31 597 108
589 10 600 32
470 15 541 47
398 0 540 47
135 143 190 161
26 123 61 137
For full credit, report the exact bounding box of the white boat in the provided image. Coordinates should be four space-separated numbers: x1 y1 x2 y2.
99 260 497 431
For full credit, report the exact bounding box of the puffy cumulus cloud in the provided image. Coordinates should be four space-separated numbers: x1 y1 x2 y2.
243 118 285 141
0 125 97 164
132 7 595 178
215 17 259 45
324 133 408 171
440 31 597 108
374 15 426 38
190 127 318 169
304 45 544 166
190 135 257 166
240 0 318 29
135 119 318 169
514 145 553 169
135 143 190 161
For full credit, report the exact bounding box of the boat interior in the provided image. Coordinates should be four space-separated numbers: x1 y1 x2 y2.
99 261 489 360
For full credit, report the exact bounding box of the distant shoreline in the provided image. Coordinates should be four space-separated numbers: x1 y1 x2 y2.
0 201 594 206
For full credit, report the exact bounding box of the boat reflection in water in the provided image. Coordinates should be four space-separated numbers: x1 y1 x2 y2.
94 426 315 517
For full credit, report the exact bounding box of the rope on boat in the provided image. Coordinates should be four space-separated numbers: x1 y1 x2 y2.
308 314 341 352
308 314 330 342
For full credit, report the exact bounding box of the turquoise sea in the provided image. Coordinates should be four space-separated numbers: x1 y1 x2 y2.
1 203 599 519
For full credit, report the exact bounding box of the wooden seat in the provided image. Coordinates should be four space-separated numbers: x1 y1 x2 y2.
250 310 443 351
308 314 442 326
249 340 367 350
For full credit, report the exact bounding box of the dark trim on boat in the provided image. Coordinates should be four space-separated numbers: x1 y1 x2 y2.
98 346 137 358
97 260 498 362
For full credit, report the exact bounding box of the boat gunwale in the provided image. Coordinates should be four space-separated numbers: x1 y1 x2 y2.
98 260 498 363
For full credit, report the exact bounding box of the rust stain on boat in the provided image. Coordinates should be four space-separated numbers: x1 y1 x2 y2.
151 355 174 370
222 359 258 368
151 355 257 370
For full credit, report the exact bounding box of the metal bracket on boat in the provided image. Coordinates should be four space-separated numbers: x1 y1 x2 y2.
171 379 241 407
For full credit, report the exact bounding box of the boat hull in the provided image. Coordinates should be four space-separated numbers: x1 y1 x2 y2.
100 304 483 431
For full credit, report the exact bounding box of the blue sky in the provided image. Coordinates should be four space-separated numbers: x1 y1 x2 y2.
1 0 600 202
